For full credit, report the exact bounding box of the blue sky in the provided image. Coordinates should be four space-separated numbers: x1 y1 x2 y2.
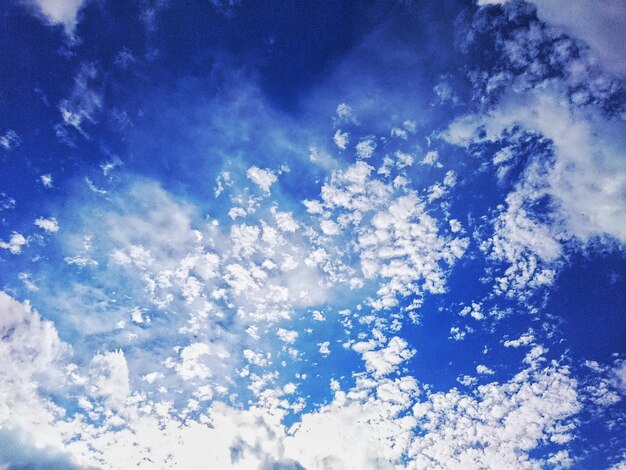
1 0 625 468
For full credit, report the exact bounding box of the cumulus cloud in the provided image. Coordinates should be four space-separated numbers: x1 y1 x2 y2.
284 376 419 469
27 0 87 35
41 174 54 188
35 216 60 233
0 232 28 254
333 129 349 150
361 336 414 377
89 350 130 409
355 137 376 159
247 166 278 193
410 363 580 468
308 159 468 310
0 292 71 452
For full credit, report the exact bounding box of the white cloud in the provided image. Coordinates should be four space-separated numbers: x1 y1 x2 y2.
0 232 28 254
476 364 495 375
615 362 626 395
410 362 580 468
284 376 419 469
504 332 535 348
64 255 98 267
479 0 626 76
355 137 376 159
246 166 277 193
361 337 414 377
276 328 298 344
40 174 54 188
28 0 86 35
333 129 349 150
309 157 468 310
0 291 587 470
318 341 330 356
35 217 60 233
0 129 20 151
421 150 440 166
89 350 130 410
0 428 83 470
175 342 213 380
446 89 626 245
0 292 71 452
336 102 352 119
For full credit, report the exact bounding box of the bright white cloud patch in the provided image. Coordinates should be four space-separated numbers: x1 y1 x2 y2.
0 232 28 254
34 217 60 233
0 292 71 453
246 166 277 193
28 0 86 35
410 362 580 468
40 174 54 187
89 350 130 409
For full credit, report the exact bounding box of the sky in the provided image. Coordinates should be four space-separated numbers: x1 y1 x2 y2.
0 0 625 468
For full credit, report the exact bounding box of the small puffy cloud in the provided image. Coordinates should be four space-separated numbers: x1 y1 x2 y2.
0 232 28 254
362 337 414 377
89 350 130 409
355 137 376 159
0 129 20 151
458 375 478 387
319 219 340 236
277 328 298 344
476 364 495 375
27 0 87 35
318 341 331 356
40 174 53 188
336 102 352 119
504 332 535 348
175 343 212 380
34 217 60 233
421 150 440 166
449 219 462 233
395 150 413 168
273 210 298 232
333 129 349 150
243 349 270 367
246 166 277 193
